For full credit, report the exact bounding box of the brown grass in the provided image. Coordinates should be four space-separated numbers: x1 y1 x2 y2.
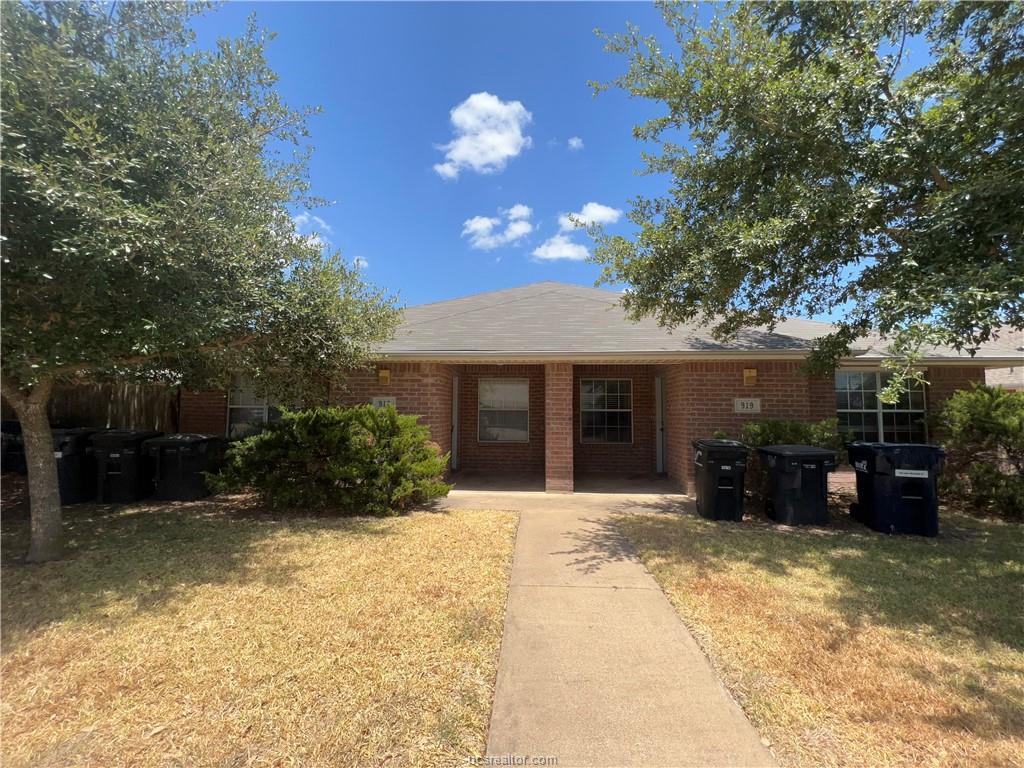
616 500 1024 768
1 492 517 767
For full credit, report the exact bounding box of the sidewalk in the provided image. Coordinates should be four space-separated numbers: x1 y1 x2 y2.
442 490 775 767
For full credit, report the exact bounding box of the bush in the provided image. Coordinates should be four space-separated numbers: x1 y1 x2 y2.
740 418 846 461
937 384 1024 519
211 405 452 514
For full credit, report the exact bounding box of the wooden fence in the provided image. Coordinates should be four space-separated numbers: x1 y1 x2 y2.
2 383 179 432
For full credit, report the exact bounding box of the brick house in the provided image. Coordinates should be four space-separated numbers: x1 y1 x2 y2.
179 282 1024 493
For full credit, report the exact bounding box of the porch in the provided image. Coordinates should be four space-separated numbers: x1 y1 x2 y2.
448 362 667 494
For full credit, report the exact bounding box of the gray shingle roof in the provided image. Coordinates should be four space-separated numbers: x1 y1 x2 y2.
378 281 1024 364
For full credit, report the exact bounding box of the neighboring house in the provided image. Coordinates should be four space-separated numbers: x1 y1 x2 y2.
986 366 1024 391
179 282 1024 493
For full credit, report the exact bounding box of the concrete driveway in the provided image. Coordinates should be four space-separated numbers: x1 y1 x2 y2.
439 483 776 768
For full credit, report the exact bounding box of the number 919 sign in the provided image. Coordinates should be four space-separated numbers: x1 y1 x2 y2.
734 398 761 414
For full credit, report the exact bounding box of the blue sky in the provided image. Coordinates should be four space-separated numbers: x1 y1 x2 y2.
191 2 678 308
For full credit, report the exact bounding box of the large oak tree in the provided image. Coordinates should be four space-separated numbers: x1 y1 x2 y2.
593 1 1023 391
1 2 398 562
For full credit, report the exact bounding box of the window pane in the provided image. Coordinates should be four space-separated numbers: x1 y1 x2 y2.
479 379 529 410
479 409 529 442
580 380 632 443
228 407 266 439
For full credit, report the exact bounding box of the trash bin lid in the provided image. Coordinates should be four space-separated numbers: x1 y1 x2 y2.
758 444 837 458
90 429 164 447
143 433 220 446
693 438 748 450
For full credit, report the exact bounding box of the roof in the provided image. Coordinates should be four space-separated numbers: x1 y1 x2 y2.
378 281 1024 365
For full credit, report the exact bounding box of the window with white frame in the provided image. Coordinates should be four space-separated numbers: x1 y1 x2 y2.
478 379 529 443
581 379 633 443
227 376 281 439
835 370 927 443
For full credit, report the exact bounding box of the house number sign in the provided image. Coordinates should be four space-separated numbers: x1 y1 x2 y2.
733 398 761 414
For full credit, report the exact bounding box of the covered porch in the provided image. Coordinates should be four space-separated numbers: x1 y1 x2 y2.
448 362 667 494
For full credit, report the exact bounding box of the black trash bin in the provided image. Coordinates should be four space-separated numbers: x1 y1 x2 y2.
847 442 945 536
91 430 162 502
1 420 26 475
758 445 837 525
144 434 224 501
52 428 98 504
693 439 749 520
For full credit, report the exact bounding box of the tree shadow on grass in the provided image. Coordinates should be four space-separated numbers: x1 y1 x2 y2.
611 498 1024 654
0 491 405 651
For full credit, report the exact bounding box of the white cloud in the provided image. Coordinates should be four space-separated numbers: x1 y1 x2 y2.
353 256 368 270
292 211 333 250
293 211 332 234
433 92 533 179
558 201 622 232
532 233 589 262
462 204 534 250
567 136 584 151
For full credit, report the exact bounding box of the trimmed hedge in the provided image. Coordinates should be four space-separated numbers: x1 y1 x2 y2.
211 405 451 514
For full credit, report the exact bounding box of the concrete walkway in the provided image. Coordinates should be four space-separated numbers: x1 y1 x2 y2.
439 486 776 768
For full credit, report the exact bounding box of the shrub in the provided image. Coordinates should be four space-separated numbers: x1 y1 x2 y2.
211 405 451 514
937 384 1024 519
740 418 846 461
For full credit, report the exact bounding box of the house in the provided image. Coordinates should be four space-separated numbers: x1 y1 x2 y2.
178 281 1024 493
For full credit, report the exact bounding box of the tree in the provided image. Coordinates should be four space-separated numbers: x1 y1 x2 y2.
593 1 1023 397
1 2 399 562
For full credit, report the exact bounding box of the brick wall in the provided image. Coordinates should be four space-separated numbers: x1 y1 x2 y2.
331 363 456 457
456 365 545 473
573 364 657 476
179 390 228 435
545 363 574 492
925 365 986 439
659 360 834 491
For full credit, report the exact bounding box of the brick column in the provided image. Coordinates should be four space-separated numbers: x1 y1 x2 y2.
545 362 574 493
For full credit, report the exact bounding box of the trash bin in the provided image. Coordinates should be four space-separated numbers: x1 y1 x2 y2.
847 442 945 536
757 445 837 525
91 430 162 502
144 434 225 501
693 439 749 521
1 420 26 474
52 428 98 504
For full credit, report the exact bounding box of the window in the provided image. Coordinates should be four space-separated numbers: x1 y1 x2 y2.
835 370 927 443
227 376 281 439
478 379 529 443
581 379 633 443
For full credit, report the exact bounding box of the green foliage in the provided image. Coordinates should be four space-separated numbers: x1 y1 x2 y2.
593 2 1024 386
938 384 1024 518
0 2 398 396
212 406 452 515
740 418 845 460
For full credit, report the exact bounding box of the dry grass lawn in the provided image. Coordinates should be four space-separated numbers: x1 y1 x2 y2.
1 491 516 767
616 502 1024 768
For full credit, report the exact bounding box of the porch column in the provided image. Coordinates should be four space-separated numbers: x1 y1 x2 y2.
544 362 574 493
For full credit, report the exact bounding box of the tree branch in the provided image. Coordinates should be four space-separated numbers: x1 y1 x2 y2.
43 333 259 376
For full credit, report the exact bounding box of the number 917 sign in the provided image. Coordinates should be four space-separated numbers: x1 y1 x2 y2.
734 398 761 414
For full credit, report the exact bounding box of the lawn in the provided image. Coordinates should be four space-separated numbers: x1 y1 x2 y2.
616 501 1024 768
1 488 517 767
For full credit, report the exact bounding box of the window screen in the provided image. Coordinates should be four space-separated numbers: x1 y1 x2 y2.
478 379 529 442
581 379 633 443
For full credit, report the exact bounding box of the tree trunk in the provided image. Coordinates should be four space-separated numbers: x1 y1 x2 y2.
6 380 62 562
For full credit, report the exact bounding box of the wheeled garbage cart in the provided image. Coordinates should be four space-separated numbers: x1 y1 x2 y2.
758 445 837 525
693 439 749 521
91 430 162 502
847 442 945 536
144 434 224 501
